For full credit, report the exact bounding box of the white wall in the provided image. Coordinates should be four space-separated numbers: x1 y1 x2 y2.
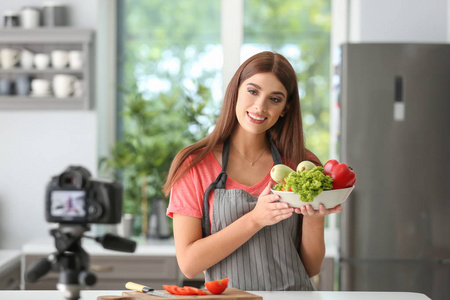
349 0 449 42
0 0 99 249
0 112 97 247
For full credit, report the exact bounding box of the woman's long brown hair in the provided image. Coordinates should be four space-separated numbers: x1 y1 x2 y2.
163 51 308 196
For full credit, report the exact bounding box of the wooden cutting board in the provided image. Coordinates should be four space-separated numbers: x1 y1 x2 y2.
97 288 262 300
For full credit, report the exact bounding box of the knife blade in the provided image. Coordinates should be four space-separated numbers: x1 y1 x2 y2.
125 282 176 298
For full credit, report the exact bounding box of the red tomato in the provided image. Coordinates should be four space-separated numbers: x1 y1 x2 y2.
205 278 229 295
162 285 179 295
184 286 207 295
163 284 207 296
281 186 292 192
175 287 197 295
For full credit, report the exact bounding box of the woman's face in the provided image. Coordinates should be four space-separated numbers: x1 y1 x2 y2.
235 72 288 135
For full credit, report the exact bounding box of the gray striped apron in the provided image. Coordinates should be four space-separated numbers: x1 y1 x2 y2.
201 139 314 291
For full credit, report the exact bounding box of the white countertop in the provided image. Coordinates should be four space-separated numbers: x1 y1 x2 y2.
0 249 21 270
22 236 176 256
0 290 431 300
22 236 339 258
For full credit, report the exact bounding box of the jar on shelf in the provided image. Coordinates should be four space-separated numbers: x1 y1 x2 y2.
42 1 67 27
20 7 41 29
3 11 20 27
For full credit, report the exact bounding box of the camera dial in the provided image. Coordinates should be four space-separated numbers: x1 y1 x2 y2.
87 202 103 220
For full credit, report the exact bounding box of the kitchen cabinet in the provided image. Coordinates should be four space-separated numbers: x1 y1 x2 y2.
23 254 178 290
0 28 94 110
22 237 180 290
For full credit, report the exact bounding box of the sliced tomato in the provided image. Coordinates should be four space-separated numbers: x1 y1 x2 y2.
205 278 229 295
183 286 207 295
163 284 208 296
162 285 179 295
197 289 208 295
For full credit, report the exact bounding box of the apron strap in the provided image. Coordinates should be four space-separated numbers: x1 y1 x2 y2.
201 138 230 237
270 140 283 165
201 138 282 237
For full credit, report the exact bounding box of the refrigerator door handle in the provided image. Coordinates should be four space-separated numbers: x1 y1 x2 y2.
394 75 405 121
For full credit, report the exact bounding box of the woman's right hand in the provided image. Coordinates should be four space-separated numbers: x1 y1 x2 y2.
249 182 294 227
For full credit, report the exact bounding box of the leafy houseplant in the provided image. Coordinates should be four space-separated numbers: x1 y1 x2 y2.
101 83 214 237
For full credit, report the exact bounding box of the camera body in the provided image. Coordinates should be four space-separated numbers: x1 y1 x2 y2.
45 166 122 224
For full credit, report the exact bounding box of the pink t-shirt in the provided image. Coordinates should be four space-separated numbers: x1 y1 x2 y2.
167 151 273 225
166 149 320 225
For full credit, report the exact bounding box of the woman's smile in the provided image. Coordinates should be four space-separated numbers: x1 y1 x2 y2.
247 112 267 123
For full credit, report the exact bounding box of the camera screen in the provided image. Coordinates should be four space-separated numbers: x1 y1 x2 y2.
50 190 86 218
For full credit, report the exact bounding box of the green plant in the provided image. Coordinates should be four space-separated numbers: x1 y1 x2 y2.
100 83 215 236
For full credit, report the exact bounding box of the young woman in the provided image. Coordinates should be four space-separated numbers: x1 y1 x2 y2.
163 51 342 291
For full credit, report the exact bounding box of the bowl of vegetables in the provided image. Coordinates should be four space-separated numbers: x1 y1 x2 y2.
270 160 356 210
271 186 354 209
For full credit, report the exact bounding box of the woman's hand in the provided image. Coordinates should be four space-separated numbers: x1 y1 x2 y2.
294 204 342 217
248 182 294 228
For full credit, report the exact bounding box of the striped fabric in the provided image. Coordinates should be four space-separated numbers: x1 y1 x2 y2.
202 139 314 290
205 188 314 291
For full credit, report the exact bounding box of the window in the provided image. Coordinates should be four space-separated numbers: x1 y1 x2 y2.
114 0 332 235
118 0 331 161
117 0 222 136
242 0 331 162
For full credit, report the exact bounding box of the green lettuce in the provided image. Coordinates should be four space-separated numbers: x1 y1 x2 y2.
284 166 333 202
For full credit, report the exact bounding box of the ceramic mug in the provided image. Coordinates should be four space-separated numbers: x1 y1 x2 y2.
20 7 40 28
34 53 50 70
73 79 83 97
0 48 21 69
68 50 83 69
15 75 31 96
0 78 13 95
53 74 77 98
51 50 69 69
20 49 34 69
31 79 51 96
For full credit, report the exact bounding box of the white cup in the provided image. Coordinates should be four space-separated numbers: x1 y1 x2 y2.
20 49 34 69
20 7 40 28
31 79 51 96
74 79 83 97
0 48 21 69
53 74 77 98
34 53 50 70
68 50 83 69
51 50 69 69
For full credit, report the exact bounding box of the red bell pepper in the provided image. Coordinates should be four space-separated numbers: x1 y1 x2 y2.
323 159 356 189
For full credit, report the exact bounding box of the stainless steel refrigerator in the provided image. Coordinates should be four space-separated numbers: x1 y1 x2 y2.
336 43 450 300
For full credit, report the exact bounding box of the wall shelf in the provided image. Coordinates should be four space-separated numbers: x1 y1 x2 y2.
0 28 95 110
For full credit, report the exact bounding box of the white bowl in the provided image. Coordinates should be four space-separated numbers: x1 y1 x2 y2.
271 186 355 209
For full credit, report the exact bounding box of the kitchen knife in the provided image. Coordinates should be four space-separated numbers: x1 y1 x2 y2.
125 282 176 298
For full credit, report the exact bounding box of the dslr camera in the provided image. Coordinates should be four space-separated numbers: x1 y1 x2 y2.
27 166 135 300
45 165 122 224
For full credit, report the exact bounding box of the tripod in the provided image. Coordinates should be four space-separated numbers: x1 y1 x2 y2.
25 224 136 300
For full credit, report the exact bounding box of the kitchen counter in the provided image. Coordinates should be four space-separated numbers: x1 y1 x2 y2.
0 290 431 300
0 250 21 289
22 236 176 256
0 249 20 269
22 237 180 290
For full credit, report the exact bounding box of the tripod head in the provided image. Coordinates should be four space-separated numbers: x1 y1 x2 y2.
25 224 136 300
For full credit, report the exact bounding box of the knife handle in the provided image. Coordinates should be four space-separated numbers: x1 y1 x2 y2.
125 282 147 292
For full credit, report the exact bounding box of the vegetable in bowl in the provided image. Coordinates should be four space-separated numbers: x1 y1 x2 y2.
273 166 333 202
